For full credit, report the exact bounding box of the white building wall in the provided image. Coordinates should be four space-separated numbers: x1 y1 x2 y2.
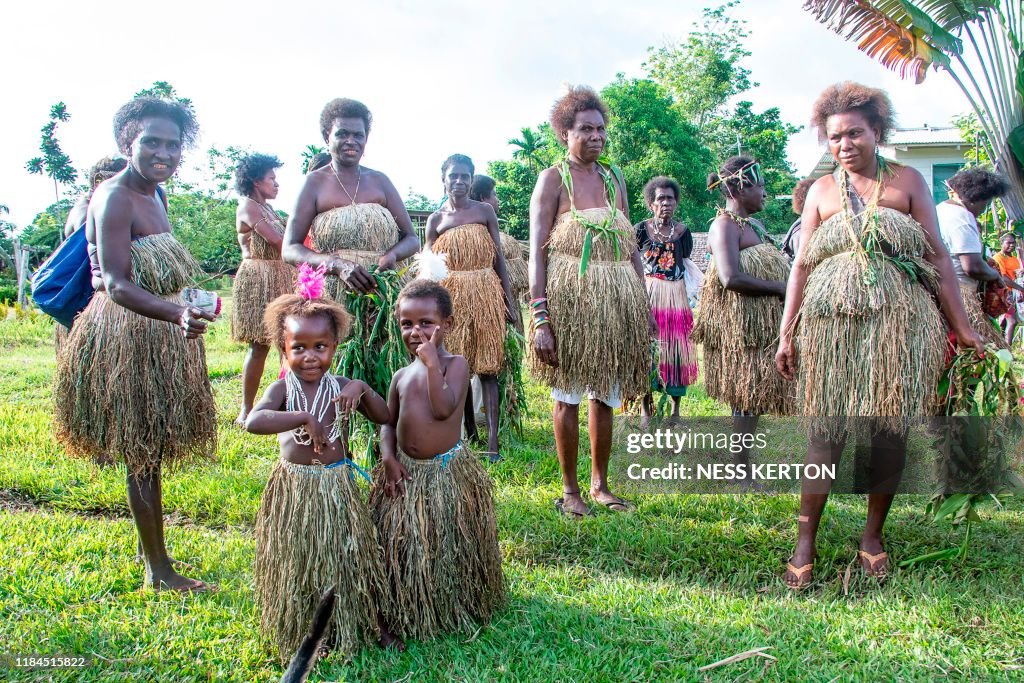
877 145 966 193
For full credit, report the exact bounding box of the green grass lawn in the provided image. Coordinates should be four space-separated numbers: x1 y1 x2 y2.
0 305 1022 682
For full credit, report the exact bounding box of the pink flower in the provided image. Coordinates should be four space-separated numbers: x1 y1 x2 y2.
296 263 327 300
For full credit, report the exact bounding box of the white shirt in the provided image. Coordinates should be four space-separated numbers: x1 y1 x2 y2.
936 201 982 288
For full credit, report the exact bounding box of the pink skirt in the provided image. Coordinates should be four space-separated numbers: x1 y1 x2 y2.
646 276 698 393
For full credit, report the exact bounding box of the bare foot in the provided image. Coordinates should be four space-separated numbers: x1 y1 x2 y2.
234 410 248 429
783 540 816 590
135 553 193 572
148 568 215 594
858 537 889 582
135 540 193 571
555 491 592 518
589 487 633 512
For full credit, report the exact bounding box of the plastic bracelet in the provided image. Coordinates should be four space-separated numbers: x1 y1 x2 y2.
529 297 548 308
533 318 551 328
532 310 549 320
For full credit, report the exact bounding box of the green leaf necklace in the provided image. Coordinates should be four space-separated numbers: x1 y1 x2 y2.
557 156 622 276
837 156 921 287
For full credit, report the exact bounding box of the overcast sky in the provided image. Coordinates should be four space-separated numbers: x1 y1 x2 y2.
1 0 970 227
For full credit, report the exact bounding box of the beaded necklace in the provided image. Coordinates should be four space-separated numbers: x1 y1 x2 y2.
285 371 343 445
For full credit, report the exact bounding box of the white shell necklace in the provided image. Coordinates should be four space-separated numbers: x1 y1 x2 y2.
285 371 342 444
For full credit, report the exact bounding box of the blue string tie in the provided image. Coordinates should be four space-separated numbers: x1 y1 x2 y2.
432 440 463 469
324 458 372 483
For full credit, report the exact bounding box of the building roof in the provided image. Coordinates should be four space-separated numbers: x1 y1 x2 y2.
883 126 963 146
804 126 966 179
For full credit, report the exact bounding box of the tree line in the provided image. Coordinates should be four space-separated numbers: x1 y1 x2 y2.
4 3 806 283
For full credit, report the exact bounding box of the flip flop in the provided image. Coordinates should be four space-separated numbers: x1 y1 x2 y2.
479 451 502 464
783 561 814 590
594 497 634 512
554 497 592 519
858 550 889 582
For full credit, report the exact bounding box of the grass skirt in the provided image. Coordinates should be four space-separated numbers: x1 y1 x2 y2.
370 445 505 640
53 234 215 474
959 283 1006 348
231 258 295 345
646 276 697 391
692 243 793 415
500 232 529 301
796 209 947 439
528 208 650 401
435 225 506 375
255 459 390 661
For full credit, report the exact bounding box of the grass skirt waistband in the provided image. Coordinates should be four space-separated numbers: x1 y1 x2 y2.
255 458 390 661
53 292 216 474
369 445 505 640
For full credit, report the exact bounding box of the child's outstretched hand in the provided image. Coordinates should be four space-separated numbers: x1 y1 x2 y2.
382 457 412 498
334 379 366 415
415 328 441 369
302 412 330 455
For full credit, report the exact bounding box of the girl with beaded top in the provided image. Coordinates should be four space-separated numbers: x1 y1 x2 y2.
246 265 401 660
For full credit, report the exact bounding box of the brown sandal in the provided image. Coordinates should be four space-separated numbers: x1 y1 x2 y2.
858 550 889 581
783 514 814 590
783 561 814 590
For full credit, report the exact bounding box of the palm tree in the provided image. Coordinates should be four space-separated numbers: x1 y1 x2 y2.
26 102 77 204
508 127 546 170
804 0 1024 219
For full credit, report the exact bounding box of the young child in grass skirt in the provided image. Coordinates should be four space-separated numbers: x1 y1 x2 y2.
370 280 505 640
54 233 217 473
246 268 400 660
692 158 793 416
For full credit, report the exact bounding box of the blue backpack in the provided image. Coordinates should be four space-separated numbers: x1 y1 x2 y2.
30 222 94 328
